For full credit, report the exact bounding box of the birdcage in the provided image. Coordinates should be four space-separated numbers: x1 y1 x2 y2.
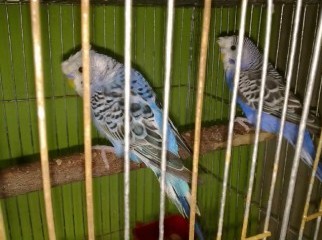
0 0 322 239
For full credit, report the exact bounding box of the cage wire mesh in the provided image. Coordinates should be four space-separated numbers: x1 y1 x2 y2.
0 0 322 239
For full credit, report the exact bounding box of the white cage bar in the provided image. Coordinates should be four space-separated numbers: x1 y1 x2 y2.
159 0 175 239
241 0 273 239
123 0 132 239
216 0 248 239
263 1 303 238
280 9 322 240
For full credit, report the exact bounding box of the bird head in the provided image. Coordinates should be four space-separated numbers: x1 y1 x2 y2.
217 35 262 71
61 48 116 96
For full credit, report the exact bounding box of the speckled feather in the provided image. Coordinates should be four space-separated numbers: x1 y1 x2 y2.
61 50 204 239
218 35 322 181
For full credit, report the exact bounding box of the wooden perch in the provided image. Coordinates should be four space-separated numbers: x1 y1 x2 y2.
0 123 274 198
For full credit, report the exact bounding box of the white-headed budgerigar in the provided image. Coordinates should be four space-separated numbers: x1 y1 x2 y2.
61 49 204 239
217 35 322 181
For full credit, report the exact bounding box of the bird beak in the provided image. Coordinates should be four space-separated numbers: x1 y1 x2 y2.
217 37 225 61
217 37 224 47
64 74 75 89
67 79 75 89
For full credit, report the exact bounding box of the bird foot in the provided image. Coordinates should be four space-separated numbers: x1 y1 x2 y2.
235 117 251 133
92 145 114 170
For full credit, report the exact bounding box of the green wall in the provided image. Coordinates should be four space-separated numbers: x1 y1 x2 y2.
0 3 321 239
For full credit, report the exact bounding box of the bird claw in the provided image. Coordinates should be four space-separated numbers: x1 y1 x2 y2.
235 117 251 133
92 145 114 170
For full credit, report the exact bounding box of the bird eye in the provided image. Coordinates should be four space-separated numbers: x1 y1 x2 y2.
231 45 236 51
78 67 83 73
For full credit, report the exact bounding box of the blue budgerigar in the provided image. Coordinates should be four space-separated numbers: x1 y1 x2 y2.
61 49 204 239
217 35 322 181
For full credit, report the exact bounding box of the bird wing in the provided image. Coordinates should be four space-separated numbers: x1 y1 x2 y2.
91 69 192 182
238 66 320 133
130 69 191 157
156 101 192 157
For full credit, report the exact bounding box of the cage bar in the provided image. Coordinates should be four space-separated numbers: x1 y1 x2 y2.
299 130 322 237
294 5 307 94
244 232 271 240
314 211 322 240
216 1 248 239
159 0 174 239
188 0 212 239
241 0 273 238
304 211 322 222
280 9 322 240
1 1 322 239
0 202 6 240
80 0 95 238
123 0 132 239
263 1 303 238
30 0 56 239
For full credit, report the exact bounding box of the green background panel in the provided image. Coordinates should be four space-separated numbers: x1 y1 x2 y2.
0 2 321 239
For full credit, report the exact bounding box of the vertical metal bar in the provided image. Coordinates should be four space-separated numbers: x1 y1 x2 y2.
280 10 322 240
46 4 60 153
283 5 296 78
256 5 264 45
315 76 322 117
314 200 322 239
133 4 138 226
151 6 156 214
124 0 132 239
299 135 322 238
30 0 56 239
294 5 307 94
209 8 217 121
216 1 248 239
71 4 81 150
241 1 273 238
257 141 268 229
274 4 285 66
59 5 71 151
188 0 211 240
178 7 184 118
0 73 13 240
214 8 222 121
159 1 175 239
248 4 254 37
185 6 196 125
142 6 147 222
81 0 95 238
20 3 35 155
5 4 24 157
263 1 303 238
0 201 6 240
303 5 320 96
314 217 321 240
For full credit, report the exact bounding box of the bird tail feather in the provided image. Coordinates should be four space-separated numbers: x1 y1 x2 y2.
146 163 205 239
178 196 205 240
284 123 322 181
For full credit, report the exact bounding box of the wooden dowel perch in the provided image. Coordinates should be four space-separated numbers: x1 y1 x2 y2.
0 123 274 198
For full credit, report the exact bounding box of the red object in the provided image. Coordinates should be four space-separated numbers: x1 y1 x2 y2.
133 215 190 240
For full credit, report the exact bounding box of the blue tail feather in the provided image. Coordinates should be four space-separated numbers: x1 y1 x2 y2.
283 123 322 181
178 196 205 240
239 105 322 182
